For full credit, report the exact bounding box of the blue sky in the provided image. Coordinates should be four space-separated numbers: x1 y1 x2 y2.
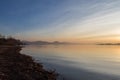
0 0 120 42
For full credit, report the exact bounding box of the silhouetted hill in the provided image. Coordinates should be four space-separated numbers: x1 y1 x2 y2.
22 41 75 45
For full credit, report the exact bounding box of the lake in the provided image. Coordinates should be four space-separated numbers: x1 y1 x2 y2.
21 45 120 80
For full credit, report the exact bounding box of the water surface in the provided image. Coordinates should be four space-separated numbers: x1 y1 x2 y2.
21 45 120 80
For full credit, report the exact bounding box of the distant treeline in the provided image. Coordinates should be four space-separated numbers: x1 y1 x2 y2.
0 34 22 45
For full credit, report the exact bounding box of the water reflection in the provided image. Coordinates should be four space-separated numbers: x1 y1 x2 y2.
21 45 120 80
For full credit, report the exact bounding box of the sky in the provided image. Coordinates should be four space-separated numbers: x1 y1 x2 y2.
0 0 120 43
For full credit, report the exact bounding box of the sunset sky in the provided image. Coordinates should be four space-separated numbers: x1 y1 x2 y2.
0 0 120 43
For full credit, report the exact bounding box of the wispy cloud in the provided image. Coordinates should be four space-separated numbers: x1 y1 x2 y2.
1 0 120 42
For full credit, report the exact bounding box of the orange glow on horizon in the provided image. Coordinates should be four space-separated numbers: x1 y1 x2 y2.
16 35 120 44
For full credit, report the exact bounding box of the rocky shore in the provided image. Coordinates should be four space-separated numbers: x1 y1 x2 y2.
0 46 58 80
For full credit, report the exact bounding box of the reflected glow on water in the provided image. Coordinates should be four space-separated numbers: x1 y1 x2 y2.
22 45 120 80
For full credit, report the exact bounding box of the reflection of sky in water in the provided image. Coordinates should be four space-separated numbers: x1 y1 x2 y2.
21 45 120 80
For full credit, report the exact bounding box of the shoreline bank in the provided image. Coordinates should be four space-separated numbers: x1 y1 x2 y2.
0 46 58 80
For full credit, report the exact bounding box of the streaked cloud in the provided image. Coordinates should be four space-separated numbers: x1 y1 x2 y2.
0 0 120 42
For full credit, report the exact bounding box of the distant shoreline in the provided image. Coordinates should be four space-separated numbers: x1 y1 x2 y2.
97 43 120 45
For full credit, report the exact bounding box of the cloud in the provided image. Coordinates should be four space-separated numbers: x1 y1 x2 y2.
13 0 120 42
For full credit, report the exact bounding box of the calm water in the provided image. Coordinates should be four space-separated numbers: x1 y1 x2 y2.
21 45 120 80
